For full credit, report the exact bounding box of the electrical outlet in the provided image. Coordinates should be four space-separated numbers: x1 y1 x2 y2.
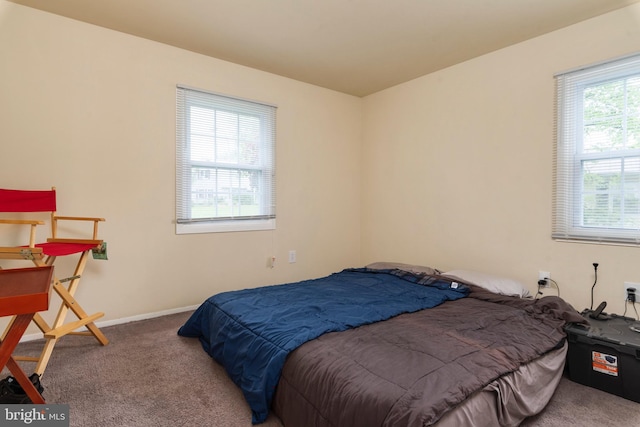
539 271 550 287
624 281 640 302
288 250 297 263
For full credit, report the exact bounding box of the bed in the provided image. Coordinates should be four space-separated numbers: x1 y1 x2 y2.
178 263 585 426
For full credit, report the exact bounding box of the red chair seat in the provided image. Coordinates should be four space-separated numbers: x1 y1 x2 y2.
34 242 97 257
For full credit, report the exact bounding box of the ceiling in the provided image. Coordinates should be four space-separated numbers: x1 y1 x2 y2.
8 0 640 96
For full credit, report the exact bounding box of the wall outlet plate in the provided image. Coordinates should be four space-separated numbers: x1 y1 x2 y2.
624 281 640 302
539 271 550 287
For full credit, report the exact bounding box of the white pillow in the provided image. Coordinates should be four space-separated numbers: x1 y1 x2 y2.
365 262 440 276
442 269 531 298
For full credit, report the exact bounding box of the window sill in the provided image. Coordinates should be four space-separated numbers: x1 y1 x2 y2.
553 237 640 248
176 218 276 234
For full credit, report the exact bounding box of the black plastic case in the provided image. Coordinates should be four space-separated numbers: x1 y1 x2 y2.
565 310 640 402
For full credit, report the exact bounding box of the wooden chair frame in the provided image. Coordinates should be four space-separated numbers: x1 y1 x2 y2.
0 187 108 375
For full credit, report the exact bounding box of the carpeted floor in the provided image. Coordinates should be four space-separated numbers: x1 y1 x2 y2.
4 311 640 426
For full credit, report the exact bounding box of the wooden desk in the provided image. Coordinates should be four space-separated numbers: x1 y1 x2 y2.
0 266 53 404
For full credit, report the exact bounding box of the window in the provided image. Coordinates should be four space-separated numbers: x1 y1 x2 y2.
176 86 276 234
553 54 640 245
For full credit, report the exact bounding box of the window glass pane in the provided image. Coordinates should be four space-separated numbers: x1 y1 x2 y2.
624 194 640 228
216 111 239 164
239 115 260 165
190 166 217 219
217 169 261 217
625 157 640 189
582 157 640 228
190 107 216 162
583 80 624 153
582 159 622 227
629 76 640 149
624 157 640 227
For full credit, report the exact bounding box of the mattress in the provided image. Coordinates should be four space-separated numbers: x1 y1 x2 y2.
179 266 584 426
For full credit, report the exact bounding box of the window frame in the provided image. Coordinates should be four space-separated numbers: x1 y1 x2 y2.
553 53 640 245
176 86 276 234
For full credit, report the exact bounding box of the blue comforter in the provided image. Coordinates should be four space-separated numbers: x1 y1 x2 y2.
177 268 468 424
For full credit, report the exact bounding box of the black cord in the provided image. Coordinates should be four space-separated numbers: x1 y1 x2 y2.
536 278 560 299
623 299 639 320
590 263 598 310
546 278 560 297
535 284 543 300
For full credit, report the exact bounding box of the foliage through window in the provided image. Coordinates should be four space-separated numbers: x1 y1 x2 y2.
176 86 276 234
554 54 640 244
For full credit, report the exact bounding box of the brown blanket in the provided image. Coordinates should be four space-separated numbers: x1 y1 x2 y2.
273 283 585 427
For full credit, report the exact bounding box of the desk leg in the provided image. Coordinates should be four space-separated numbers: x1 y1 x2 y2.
0 314 45 404
5 357 44 404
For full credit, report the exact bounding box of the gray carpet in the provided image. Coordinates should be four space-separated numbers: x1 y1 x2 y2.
4 311 640 427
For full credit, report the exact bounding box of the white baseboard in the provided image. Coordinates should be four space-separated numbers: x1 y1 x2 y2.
19 304 200 343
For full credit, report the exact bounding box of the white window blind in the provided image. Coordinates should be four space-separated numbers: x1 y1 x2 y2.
176 86 276 234
553 53 640 245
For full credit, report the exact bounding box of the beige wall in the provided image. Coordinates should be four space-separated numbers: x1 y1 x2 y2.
362 4 640 313
0 1 362 332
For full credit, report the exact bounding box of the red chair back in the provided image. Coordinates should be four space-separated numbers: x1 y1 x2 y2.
0 189 57 213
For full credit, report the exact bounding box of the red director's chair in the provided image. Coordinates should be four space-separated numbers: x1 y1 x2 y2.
0 187 109 375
